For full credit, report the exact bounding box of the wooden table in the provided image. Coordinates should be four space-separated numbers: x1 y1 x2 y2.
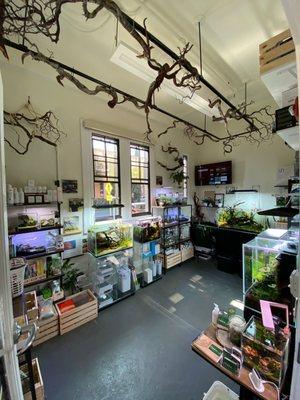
191 325 278 400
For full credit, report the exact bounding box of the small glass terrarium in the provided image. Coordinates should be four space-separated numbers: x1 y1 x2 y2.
179 205 192 223
88 221 133 257
39 211 56 228
17 213 38 230
241 316 290 386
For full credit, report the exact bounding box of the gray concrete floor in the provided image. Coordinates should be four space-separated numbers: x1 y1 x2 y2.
35 258 242 400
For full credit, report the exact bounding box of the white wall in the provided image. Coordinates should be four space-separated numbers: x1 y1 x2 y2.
0 56 295 227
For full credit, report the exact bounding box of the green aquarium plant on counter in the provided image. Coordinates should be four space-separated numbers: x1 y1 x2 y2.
217 203 264 233
88 221 133 257
17 213 38 230
242 316 290 386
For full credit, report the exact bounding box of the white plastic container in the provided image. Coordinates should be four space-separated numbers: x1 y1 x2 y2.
202 381 239 400
118 267 131 292
143 268 153 284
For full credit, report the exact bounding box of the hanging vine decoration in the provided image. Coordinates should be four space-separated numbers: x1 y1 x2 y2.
4 98 66 155
157 144 183 171
1 0 274 152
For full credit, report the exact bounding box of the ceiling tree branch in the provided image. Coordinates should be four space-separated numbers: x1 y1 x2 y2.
1 0 274 153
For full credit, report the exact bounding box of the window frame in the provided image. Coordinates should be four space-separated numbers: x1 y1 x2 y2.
130 142 151 217
183 155 188 198
92 133 122 220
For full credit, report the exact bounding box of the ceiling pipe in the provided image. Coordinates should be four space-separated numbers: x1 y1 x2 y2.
124 13 258 131
4 38 254 143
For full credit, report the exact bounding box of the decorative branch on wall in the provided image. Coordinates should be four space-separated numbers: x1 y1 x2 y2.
157 144 187 187
4 98 66 155
1 0 274 153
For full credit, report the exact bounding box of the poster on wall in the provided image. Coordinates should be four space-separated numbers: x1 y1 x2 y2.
62 212 82 235
62 179 78 193
69 198 84 212
63 235 83 259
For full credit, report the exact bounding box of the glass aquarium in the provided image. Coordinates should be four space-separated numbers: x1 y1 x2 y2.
89 249 134 309
180 223 190 241
152 206 179 225
179 205 192 223
241 316 290 386
243 235 296 323
133 217 161 243
163 226 179 247
88 221 133 257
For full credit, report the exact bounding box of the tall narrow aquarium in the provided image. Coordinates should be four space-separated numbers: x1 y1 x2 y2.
88 221 133 257
243 234 297 324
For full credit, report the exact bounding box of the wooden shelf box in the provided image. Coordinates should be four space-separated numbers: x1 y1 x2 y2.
33 307 59 347
181 247 194 262
259 29 295 74
21 358 44 400
163 252 182 270
25 291 38 322
55 289 98 335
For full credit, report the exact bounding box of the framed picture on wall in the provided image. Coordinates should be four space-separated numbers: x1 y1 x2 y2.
62 212 82 235
214 193 225 208
156 176 163 186
62 179 78 193
63 235 83 259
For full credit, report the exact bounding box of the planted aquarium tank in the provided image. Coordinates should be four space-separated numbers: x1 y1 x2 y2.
217 204 264 233
133 218 161 243
88 221 133 257
241 316 290 386
243 235 296 323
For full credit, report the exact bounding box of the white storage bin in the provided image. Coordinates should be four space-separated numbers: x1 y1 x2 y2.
203 381 239 400
118 267 131 293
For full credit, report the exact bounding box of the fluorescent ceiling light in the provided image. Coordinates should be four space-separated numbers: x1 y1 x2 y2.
110 42 218 117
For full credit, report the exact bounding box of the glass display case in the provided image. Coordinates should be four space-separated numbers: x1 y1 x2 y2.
180 223 190 241
241 315 290 386
89 249 134 309
133 217 161 243
243 233 297 325
88 220 133 257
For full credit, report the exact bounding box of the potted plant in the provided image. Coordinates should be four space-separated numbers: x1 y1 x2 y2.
61 259 81 295
170 169 187 188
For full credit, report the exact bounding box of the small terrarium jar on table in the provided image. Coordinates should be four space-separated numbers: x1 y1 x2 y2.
241 315 290 387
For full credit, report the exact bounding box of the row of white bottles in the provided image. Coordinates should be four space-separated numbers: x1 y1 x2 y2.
7 185 24 205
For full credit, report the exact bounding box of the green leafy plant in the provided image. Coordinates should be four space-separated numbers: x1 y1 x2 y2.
170 169 188 187
61 259 81 294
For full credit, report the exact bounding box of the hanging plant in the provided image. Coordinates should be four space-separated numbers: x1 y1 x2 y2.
170 169 188 188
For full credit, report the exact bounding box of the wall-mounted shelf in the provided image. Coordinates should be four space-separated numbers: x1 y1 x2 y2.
92 204 124 209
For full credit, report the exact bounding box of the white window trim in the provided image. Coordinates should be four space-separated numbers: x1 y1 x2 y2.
81 121 156 232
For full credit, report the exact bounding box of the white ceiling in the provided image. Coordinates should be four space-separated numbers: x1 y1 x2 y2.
8 0 290 127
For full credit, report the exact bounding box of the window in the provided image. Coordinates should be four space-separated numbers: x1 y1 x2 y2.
183 155 188 198
130 143 150 215
92 134 121 220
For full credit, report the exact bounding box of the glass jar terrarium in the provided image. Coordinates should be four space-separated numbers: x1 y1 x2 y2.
229 315 246 346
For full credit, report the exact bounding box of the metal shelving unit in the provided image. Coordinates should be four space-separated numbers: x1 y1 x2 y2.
152 205 194 271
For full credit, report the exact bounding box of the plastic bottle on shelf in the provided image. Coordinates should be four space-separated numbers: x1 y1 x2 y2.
13 187 19 205
212 303 220 326
18 188 24 205
7 184 14 205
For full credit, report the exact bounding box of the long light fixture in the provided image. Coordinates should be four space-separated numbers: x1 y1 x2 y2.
110 42 219 118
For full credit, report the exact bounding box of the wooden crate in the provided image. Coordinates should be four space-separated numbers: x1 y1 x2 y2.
259 29 295 74
21 358 44 400
181 247 194 262
33 307 59 347
25 291 38 322
55 289 98 335
164 252 182 270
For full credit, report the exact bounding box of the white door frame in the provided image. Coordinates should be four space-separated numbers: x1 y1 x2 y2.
281 1 300 399
0 70 24 398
